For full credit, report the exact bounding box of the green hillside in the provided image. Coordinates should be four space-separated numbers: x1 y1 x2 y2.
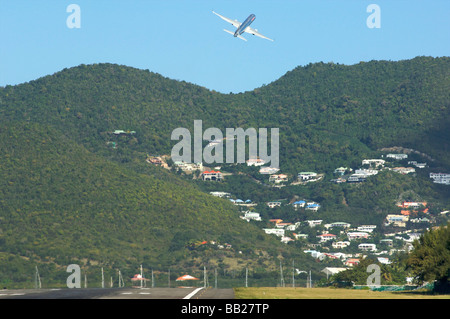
0 56 449 287
0 123 304 287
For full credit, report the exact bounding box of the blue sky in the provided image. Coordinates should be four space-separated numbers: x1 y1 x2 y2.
1 0 449 93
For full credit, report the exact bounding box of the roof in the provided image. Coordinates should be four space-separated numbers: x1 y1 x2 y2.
176 275 199 281
203 170 221 174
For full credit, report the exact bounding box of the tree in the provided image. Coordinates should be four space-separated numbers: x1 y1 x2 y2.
407 223 450 292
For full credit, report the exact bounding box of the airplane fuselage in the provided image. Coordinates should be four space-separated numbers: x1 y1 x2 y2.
234 14 255 37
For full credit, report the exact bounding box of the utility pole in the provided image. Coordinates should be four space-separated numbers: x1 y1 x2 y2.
140 265 143 288
101 267 105 288
245 267 248 288
152 269 154 288
292 260 295 288
215 269 217 289
35 266 41 289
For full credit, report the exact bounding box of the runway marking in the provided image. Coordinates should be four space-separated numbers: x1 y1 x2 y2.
139 292 151 295
183 287 204 299
121 292 133 295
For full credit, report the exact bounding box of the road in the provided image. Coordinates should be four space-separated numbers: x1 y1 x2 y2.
0 287 234 299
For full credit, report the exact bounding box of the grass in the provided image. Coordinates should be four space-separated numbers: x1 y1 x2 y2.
234 287 450 299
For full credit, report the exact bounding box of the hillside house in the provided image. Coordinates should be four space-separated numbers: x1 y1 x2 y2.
264 228 285 237
241 211 262 222
259 167 280 174
347 174 366 183
246 158 266 166
385 214 409 227
357 225 377 233
362 159 385 167
269 174 288 184
332 241 351 249
201 170 223 181
293 200 306 209
209 191 231 198
267 201 282 208
408 161 427 168
334 167 351 175
298 172 320 182
354 169 379 176
344 258 360 267
306 220 323 227
347 232 369 240
430 172 450 185
174 161 203 172
305 203 320 211
393 167 416 174
325 222 351 229
317 234 337 243
386 154 408 160
358 243 377 251
397 201 427 209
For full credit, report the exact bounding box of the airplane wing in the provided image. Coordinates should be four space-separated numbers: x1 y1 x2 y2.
212 11 241 28
245 26 274 42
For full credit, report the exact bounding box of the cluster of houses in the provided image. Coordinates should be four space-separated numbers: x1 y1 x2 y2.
143 151 446 269
330 153 430 184
429 172 450 185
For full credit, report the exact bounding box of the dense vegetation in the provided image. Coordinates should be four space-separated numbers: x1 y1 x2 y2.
0 56 448 287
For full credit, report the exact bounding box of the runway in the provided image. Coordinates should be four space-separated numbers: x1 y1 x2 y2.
0 287 234 299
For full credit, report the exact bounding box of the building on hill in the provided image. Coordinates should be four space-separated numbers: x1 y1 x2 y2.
386 154 408 160
267 201 282 208
362 159 385 167
293 200 306 209
429 172 450 185
201 170 223 181
347 232 369 240
306 203 320 211
269 174 288 184
317 233 337 243
246 158 266 166
358 243 377 251
392 167 416 174
259 167 279 174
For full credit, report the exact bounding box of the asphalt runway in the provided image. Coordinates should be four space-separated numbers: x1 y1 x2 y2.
0 287 234 299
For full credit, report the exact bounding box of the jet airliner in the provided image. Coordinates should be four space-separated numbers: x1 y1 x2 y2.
212 11 274 42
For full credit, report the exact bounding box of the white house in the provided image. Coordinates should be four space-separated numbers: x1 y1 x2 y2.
202 170 223 181
430 172 450 185
264 228 285 237
354 169 379 176
393 167 416 175
362 159 385 167
241 211 262 222
357 225 377 233
325 222 351 229
332 241 351 249
358 243 377 251
386 154 408 160
269 174 288 184
267 201 282 208
317 234 337 243
259 167 280 174
305 203 320 211
347 232 369 240
246 158 266 166
305 220 323 227
293 200 306 209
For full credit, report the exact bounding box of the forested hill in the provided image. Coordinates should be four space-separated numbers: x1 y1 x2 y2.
1 56 448 174
0 56 448 286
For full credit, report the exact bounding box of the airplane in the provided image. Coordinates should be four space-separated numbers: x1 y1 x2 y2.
212 11 274 42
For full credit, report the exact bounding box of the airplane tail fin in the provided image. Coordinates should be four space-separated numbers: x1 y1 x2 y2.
223 29 247 41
